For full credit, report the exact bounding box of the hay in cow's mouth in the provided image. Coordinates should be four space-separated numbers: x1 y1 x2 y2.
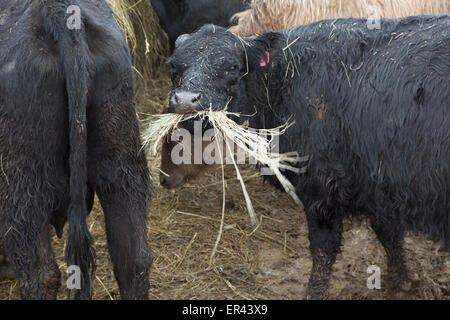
142 110 303 226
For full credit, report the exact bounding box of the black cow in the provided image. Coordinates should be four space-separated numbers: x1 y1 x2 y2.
0 0 151 299
165 16 450 299
150 0 249 48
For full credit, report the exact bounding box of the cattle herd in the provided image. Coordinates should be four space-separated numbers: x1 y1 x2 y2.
0 0 448 300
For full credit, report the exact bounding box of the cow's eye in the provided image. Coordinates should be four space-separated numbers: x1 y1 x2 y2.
228 76 238 86
171 70 182 86
231 65 239 71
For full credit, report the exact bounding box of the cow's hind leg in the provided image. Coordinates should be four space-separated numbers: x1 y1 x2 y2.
88 94 152 299
3 223 60 299
369 216 415 293
304 202 343 300
87 55 152 299
100 193 151 299
89 153 152 298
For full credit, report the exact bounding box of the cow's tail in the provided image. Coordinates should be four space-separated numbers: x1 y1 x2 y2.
42 0 95 299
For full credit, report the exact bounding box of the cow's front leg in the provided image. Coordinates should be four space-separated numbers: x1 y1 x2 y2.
369 216 415 294
304 202 343 300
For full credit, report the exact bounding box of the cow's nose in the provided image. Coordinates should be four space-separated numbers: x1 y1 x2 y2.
175 91 201 105
173 91 201 113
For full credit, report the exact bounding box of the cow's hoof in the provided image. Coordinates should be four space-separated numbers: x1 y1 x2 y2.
398 281 412 294
305 288 327 300
392 272 419 297
439 243 450 252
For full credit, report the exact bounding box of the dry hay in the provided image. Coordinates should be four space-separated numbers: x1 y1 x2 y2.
106 0 170 114
106 0 168 81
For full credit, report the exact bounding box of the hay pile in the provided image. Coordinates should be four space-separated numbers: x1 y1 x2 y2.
107 0 170 114
107 0 168 81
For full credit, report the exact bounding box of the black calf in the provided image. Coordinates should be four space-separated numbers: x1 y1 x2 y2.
166 15 450 298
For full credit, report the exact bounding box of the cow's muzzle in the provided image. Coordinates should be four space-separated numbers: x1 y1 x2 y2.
169 91 202 114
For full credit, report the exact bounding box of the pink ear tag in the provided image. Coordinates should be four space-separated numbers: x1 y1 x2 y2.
259 50 270 67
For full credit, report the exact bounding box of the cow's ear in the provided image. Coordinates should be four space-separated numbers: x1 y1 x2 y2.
247 32 284 70
175 33 191 48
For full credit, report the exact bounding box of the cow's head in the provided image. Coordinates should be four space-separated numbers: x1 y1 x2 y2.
167 24 284 115
160 25 284 188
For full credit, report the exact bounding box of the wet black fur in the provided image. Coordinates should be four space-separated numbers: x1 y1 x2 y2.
0 0 151 299
151 0 248 49
168 16 450 298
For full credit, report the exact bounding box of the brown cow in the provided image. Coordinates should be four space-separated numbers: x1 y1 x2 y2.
230 0 449 36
